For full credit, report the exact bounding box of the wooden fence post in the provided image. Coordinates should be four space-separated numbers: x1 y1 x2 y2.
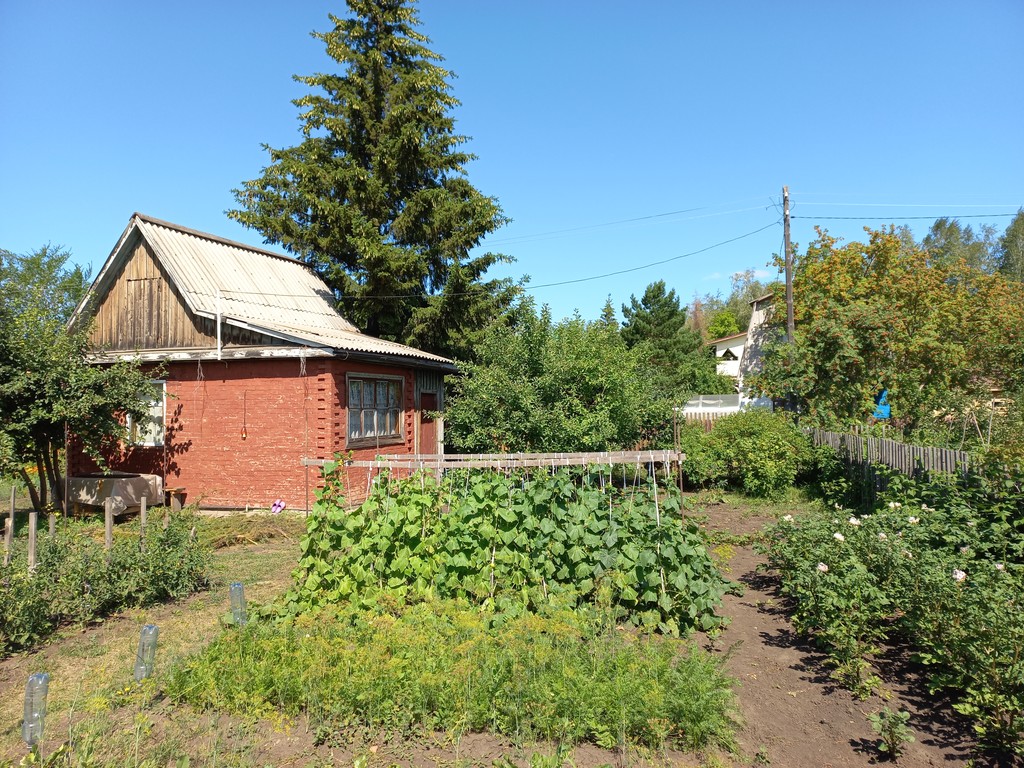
140 496 147 550
104 498 113 551
28 510 37 573
3 487 14 567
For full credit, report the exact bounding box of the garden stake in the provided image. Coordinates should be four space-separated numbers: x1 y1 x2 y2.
104 497 113 551
27 511 37 573
134 625 159 681
22 672 49 748
3 486 14 567
140 496 147 550
230 582 248 626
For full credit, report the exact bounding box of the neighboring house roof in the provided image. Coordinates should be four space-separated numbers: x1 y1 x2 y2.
72 213 455 370
708 331 748 347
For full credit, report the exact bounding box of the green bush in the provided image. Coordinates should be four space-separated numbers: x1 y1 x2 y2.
279 466 729 635
168 598 738 752
0 512 210 655
681 411 811 499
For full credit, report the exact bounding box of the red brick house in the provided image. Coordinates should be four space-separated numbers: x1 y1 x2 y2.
69 213 456 509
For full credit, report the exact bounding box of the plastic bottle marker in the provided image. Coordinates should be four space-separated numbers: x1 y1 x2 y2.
230 582 248 626
134 624 159 681
22 672 49 747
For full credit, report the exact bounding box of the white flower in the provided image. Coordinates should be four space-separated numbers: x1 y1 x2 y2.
907 516 920 525
888 501 903 510
967 521 976 527
782 514 794 522
817 562 829 573
848 517 861 526
995 563 1005 572
878 532 888 541
834 503 842 510
921 504 934 513
952 569 967 582
960 546 971 555
834 532 846 542
902 550 913 559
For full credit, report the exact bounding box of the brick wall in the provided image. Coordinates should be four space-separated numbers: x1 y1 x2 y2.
71 356 422 510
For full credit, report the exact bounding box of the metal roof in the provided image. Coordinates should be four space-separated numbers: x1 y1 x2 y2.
78 213 454 369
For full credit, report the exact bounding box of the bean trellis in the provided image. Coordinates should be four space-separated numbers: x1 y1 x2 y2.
287 460 727 635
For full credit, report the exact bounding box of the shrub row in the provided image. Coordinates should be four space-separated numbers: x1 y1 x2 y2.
168 597 738 752
763 466 1024 754
0 512 210 656
277 467 729 634
679 410 813 499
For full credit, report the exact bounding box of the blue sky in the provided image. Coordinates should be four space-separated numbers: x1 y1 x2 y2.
2 1 1021 323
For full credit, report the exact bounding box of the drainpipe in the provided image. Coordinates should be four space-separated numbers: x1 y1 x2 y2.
216 288 222 361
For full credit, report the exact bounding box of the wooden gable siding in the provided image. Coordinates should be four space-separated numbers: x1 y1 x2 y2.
88 238 283 351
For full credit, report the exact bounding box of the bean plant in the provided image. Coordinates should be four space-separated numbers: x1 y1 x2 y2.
280 465 729 634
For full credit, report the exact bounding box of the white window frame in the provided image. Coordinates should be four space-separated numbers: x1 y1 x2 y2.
128 380 166 447
346 374 404 447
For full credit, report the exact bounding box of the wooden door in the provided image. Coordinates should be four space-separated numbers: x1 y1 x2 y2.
419 392 438 455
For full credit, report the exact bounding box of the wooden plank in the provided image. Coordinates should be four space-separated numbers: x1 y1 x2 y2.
28 511 37 573
104 498 114 551
140 496 148 550
3 487 14 567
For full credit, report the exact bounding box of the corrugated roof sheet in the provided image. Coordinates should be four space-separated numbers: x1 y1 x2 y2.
85 213 453 367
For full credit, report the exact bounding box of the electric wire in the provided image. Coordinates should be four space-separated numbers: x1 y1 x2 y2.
793 213 1018 221
214 220 781 299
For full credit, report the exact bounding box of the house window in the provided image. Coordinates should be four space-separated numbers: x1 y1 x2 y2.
347 375 403 445
129 380 166 446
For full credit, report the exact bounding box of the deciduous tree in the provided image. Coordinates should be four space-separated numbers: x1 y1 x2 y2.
229 0 517 356
445 301 663 452
0 246 153 511
996 209 1024 283
752 227 1023 442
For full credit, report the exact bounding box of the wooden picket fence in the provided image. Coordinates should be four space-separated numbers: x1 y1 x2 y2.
808 428 971 504
3 490 163 575
809 429 970 476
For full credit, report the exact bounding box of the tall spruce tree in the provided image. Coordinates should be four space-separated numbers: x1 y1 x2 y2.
229 0 517 357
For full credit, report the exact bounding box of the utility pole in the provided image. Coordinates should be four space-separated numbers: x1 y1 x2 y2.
783 185 795 345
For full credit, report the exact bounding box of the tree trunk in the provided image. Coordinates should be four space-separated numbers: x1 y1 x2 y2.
50 442 65 514
18 466 41 511
42 443 64 514
35 453 48 511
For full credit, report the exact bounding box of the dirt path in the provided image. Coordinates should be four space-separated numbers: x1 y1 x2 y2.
704 503 984 768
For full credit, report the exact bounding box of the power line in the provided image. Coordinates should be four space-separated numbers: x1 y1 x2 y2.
524 221 780 290
793 213 1018 221
484 199 774 246
218 220 781 300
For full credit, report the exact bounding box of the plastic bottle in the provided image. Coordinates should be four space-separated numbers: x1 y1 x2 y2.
230 582 247 626
22 672 49 746
134 624 159 681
